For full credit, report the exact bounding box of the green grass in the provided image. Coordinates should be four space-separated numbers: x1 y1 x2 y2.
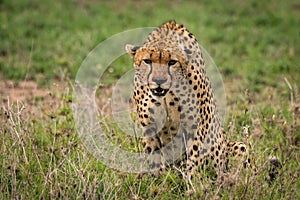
0 0 299 199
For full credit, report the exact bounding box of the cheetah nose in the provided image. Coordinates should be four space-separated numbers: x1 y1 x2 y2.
152 77 167 85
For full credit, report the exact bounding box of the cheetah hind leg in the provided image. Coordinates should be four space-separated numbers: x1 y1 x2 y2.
224 141 255 172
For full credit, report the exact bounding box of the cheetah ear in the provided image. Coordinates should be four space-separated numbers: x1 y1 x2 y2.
125 44 140 58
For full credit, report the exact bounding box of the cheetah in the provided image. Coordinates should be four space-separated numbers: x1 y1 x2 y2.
125 20 252 181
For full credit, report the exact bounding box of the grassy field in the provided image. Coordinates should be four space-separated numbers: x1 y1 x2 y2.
0 0 299 199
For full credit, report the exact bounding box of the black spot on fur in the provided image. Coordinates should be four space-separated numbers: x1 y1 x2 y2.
178 106 182 112
155 102 161 106
146 147 151 153
191 124 197 129
149 108 154 114
241 146 246 152
184 49 192 54
193 145 198 151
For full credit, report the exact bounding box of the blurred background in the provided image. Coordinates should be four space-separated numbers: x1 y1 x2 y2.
1 0 299 86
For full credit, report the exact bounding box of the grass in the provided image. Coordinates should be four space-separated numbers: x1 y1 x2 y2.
0 0 299 199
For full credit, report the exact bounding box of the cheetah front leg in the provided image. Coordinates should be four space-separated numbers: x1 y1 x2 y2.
138 100 168 172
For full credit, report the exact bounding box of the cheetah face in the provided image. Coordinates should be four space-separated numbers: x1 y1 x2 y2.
125 45 184 97
142 55 175 97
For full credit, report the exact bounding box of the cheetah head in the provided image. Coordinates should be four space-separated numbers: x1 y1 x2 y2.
125 45 186 97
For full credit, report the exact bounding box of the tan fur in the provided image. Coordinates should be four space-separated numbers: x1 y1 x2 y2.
126 20 252 179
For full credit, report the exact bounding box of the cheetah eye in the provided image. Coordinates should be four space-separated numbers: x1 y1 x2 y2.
168 60 178 66
143 59 152 65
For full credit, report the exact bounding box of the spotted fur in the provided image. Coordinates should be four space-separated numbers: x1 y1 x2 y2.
125 20 252 179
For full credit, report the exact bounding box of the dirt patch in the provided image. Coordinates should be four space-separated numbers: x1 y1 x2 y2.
0 80 116 119
0 80 67 118
0 80 49 102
